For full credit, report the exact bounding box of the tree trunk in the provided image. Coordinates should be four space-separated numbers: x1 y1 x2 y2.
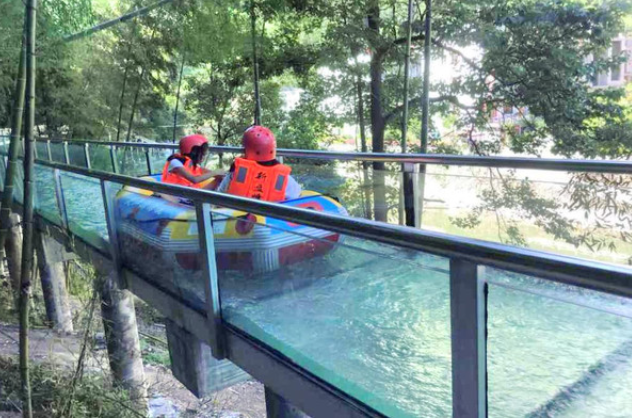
173 52 186 143
420 0 432 152
356 78 373 220
250 0 262 125
367 0 388 222
0 30 27 275
125 66 146 142
35 230 73 334
116 63 130 142
20 0 37 414
100 271 147 405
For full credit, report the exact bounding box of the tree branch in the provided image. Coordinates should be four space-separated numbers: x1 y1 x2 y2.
384 95 474 125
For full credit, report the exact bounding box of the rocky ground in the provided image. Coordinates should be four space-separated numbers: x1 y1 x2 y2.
0 324 266 418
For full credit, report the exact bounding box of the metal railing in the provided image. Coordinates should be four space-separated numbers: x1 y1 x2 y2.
2 139 632 417
18 138 632 174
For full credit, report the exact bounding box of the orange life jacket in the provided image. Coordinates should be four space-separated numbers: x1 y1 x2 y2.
227 157 291 202
161 155 205 188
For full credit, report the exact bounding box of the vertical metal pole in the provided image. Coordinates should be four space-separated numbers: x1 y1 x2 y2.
401 0 414 153
101 180 126 288
145 150 153 175
109 145 119 173
84 143 91 169
52 168 69 231
250 0 262 125
46 139 52 161
63 141 70 164
420 0 432 152
195 202 225 358
450 259 487 418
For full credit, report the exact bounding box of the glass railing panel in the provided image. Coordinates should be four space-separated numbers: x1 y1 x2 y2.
67 143 88 167
88 144 115 172
486 267 632 417
116 146 152 177
34 164 62 226
280 160 404 223
114 181 206 312
49 142 66 163
147 147 172 175
409 166 632 266
213 206 452 417
35 142 49 161
59 172 108 250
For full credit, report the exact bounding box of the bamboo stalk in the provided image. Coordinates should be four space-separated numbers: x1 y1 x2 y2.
19 0 37 415
0 29 27 284
63 0 174 43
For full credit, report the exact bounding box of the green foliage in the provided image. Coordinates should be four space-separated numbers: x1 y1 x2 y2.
0 357 139 418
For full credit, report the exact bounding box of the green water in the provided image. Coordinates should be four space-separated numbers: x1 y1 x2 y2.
219 238 632 418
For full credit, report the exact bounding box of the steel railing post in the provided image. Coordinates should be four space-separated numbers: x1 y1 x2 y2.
63 141 70 164
145 149 153 176
109 145 119 173
402 162 418 228
450 258 487 418
84 143 91 169
52 168 70 232
195 201 225 359
100 179 126 288
46 139 52 161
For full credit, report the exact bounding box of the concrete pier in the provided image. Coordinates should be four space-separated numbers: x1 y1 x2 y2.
165 319 250 398
100 271 147 404
35 230 73 334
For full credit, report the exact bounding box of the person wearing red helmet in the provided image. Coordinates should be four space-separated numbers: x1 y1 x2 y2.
161 134 224 189
217 126 301 201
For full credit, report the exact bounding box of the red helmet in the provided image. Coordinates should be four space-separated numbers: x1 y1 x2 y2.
179 134 208 155
243 126 276 162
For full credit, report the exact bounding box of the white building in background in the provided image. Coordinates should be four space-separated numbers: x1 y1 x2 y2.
591 34 632 88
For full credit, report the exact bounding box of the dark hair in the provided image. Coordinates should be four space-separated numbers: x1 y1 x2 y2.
187 142 209 166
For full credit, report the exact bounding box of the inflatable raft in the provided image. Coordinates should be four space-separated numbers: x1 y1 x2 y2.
115 175 348 279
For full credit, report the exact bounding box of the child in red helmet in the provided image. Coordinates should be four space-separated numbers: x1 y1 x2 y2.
162 134 224 189
217 126 301 201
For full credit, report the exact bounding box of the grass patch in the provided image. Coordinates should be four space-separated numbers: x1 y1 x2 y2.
140 338 170 367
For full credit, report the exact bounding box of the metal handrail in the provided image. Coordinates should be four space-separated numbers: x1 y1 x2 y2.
35 158 632 298
30 138 632 173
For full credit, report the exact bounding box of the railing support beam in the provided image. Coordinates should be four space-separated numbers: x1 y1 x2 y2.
196 202 225 358
265 386 311 418
450 259 487 418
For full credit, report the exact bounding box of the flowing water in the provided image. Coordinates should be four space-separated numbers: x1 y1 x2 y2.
4 161 631 417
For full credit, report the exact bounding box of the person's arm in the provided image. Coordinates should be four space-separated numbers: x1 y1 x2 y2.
284 176 302 200
171 167 225 184
216 172 233 193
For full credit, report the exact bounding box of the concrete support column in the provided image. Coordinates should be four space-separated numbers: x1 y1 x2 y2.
35 230 73 334
165 319 249 398
5 213 23 296
100 271 147 404
265 386 310 418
